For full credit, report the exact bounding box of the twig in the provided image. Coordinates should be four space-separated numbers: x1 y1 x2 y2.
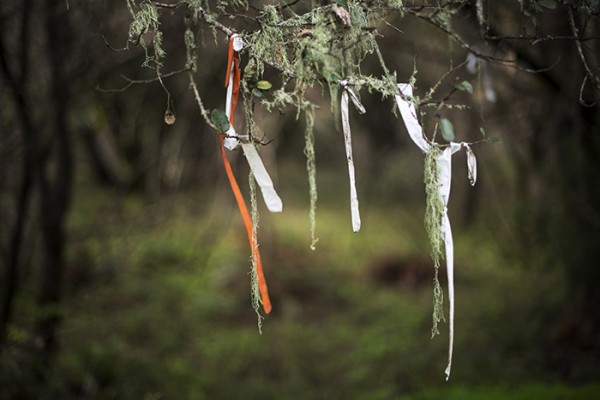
579 76 598 107
95 67 189 92
151 0 179 8
568 6 600 92
102 35 129 52
198 5 233 37
276 0 301 11
485 33 600 44
188 72 219 132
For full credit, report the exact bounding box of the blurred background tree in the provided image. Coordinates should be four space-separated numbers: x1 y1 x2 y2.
1 0 599 398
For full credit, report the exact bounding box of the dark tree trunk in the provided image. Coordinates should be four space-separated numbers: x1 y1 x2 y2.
0 0 35 353
35 0 74 359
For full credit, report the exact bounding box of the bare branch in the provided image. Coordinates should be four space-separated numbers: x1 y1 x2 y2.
188 72 219 132
95 67 189 92
197 5 233 37
151 0 179 9
568 6 600 92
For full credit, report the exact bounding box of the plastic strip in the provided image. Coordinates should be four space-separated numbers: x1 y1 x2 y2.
240 142 283 213
396 84 432 153
437 142 461 381
340 87 361 232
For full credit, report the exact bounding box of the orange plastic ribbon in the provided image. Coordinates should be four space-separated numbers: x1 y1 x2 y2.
220 34 272 314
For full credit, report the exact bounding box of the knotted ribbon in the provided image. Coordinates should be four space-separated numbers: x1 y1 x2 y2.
395 83 478 380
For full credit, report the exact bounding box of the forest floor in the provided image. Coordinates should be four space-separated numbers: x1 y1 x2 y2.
3 179 599 399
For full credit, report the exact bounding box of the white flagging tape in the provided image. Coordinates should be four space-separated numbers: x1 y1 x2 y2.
340 80 365 232
223 34 282 213
396 83 479 380
438 142 461 381
224 35 239 150
396 83 432 153
241 142 283 213
465 144 477 186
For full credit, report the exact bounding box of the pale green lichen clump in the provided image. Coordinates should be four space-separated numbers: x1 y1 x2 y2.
248 171 263 333
424 146 445 338
304 109 319 250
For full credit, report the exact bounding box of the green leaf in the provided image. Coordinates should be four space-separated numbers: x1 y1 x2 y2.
251 88 263 98
210 109 230 132
480 127 486 137
256 80 272 91
488 136 502 144
455 81 473 94
538 0 557 9
439 118 456 142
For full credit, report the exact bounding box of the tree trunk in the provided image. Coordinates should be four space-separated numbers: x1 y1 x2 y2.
35 0 74 359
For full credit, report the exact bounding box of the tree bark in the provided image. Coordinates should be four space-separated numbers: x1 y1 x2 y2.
35 0 74 359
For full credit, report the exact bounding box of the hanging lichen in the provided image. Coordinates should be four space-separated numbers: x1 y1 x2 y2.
128 0 166 68
304 109 319 250
119 0 490 379
424 146 445 338
248 171 263 333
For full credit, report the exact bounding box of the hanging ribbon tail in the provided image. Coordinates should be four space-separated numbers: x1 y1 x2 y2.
437 143 461 380
240 142 283 213
218 136 272 314
341 89 361 232
396 84 432 153
465 144 477 186
442 212 455 381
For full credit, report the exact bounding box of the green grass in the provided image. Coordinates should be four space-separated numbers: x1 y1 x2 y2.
399 383 600 400
2 181 593 399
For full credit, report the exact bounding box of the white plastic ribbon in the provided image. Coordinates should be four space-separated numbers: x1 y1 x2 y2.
465 144 477 186
396 83 432 153
396 82 480 380
241 142 283 213
223 34 282 213
437 142 461 381
340 80 365 232
224 34 245 150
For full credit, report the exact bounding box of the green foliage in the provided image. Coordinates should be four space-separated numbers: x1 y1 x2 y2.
455 80 473 94
210 109 231 132
398 383 600 400
255 80 272 91
439 118 456 142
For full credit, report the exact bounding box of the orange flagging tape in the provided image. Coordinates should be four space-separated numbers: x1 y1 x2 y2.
220 34 271 314
218 136 272 314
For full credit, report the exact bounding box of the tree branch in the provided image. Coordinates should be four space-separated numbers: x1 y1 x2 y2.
198 5 233 37
568 6 600 94
188 72 219 132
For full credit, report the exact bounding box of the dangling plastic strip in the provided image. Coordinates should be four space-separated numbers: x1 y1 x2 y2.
465 144 477 186
218 33 276 314
223 34 282 213
340 80 365 232
218 135 272 314
240 142 283 212
437 142 460 380
396 84 432 153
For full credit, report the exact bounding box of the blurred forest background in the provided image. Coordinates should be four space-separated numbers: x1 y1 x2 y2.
1 0 600 399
